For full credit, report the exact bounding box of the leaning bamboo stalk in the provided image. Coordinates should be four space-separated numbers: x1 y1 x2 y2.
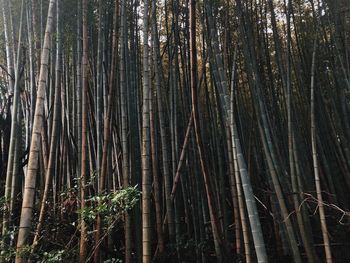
15 1 56 262
32 0 61 251
230 52 268 263
286 2 316 262
310 36 333 263
235 1 301 261
190 0 224 260
170 111 193 200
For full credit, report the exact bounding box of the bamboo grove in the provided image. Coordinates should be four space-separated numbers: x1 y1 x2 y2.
0 0 349 262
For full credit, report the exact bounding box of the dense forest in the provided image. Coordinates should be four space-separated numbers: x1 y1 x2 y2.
0 0 349 262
